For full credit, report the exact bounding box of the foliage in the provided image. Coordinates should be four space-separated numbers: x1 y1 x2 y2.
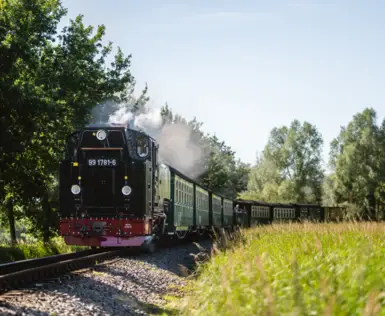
322 173 337 206
0 216 36 244
160 105 250 199
179 222 385 315
329 108 385 218
243 120 324 203
0 0 137 241
0 236 85 264
1 0 67 203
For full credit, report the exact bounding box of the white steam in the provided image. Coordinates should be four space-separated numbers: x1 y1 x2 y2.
108 107 133 126
133 108 163 133
90 101 209 179
156 121 209 179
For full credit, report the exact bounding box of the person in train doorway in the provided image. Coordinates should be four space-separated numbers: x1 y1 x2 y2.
234 204 247 214
233 204 243 226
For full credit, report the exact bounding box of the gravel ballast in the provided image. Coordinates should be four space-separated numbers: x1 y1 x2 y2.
0 240 212 316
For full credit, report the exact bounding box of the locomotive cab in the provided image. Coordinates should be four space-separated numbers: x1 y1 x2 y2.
58 126 159 248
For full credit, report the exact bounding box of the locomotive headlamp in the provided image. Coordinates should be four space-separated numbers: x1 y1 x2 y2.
71 184 81 195
96 129 107 141
122 185 132 196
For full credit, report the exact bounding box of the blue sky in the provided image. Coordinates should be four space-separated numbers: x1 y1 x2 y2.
60 0 385 168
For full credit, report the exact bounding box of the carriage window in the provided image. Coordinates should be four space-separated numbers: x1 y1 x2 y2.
136 134 149 158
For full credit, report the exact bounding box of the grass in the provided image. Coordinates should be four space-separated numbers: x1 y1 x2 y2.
177 222 385 315
0 236 86 263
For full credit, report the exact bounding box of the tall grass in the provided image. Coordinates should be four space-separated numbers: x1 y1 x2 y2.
0 218 86 263
0 236 86 263
179 222 385 315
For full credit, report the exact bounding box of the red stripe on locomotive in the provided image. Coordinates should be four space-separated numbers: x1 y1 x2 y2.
59 218 152 247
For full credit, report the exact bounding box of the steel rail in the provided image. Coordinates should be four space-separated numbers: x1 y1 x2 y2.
0 249 104 276
0 249 125 293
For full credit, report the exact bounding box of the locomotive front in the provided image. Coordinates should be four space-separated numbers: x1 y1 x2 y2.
58 126 158 248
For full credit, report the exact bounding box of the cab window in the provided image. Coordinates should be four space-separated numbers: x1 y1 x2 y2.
136 134 149 158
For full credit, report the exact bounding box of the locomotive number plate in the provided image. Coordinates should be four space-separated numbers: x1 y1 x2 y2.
87 158 117 167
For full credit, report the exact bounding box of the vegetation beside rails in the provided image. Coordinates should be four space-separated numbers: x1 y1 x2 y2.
176 222 385 315
0 236 86 264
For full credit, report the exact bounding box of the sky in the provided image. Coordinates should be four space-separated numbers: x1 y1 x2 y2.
60 0 385 167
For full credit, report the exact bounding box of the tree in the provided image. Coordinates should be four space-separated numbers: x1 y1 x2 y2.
375 119 385 212
226 159 250 199
242 120 324 203
0 0 137 242
321 173 337 206
329 108 384 219
199 135 250 199
0 0 67 243
245 152 280 199
199 135 235 192
159 105 249 199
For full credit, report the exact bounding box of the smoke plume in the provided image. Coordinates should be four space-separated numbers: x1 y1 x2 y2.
108 107 134 126
89 101 209 179
156 121 209 179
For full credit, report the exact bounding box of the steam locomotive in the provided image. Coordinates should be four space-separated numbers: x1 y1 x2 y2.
58 125 339 251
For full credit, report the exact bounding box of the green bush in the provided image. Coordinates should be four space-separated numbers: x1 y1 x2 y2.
0 236 86 263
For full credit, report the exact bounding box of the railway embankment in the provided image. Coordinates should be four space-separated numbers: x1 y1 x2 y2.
0 240 212 316
176 222 385 315
4 222 383 316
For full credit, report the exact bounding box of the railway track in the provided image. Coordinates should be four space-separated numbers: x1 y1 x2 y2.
0 234 211 296
0 248 127 294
